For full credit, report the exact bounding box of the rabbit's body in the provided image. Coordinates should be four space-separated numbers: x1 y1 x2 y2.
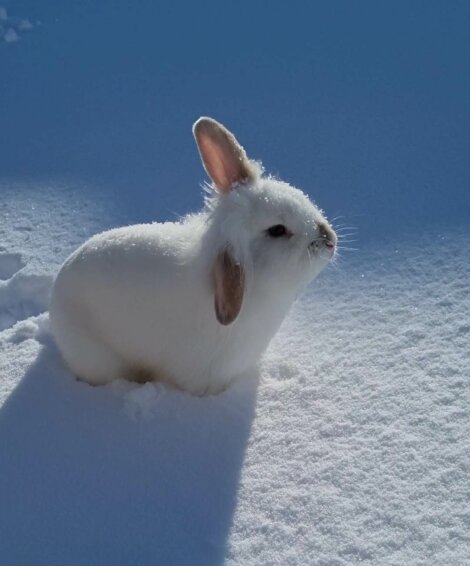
51 208 297 394
50 118 336 394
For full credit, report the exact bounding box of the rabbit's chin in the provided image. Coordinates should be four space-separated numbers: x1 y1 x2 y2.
252 246 332 297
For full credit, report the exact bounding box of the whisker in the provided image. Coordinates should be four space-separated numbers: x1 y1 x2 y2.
329 215 347 223
334 222 357 227
335 232 358 239
337 238 358 244
330 254 345 267
335 226 358 232
337 246 359 252
334 227 358 234
336 235 358 242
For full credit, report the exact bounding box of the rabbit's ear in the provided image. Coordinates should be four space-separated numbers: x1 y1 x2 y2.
193 117 255 193
213 248 245 325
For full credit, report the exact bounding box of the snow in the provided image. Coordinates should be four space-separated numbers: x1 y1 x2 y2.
0 2 469 563
0 269 51 330
0 181 469 565
227 233 470 565
0 252 25 280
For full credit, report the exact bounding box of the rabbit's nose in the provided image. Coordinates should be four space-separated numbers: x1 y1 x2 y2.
316 223 336 249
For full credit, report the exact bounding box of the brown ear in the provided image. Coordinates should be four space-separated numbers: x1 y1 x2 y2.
213 249 245 325
193 117 255 193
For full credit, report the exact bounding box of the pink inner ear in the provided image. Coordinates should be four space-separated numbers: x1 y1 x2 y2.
194 118 254 193
197 137 239 192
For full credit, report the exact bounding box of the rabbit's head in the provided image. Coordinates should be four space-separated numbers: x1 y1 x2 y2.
194 117 336 326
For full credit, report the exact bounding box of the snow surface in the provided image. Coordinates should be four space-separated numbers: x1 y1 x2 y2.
0 181 469 565
0 2 469 562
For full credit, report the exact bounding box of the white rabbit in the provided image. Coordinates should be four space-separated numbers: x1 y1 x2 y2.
49 117 337 395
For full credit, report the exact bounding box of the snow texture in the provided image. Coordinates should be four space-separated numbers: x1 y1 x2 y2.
0 2 469 562
0 181 469 565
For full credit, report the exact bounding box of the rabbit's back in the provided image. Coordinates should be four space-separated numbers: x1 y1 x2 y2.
51 220 213 389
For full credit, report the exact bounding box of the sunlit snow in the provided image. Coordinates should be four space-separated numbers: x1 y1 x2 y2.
0 182 468 565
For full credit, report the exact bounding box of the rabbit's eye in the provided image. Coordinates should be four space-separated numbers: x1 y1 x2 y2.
266 224 289 238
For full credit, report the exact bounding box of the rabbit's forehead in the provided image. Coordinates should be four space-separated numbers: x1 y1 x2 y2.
239 179 324 230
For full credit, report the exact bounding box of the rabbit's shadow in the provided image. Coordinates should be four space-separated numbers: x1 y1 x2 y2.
0 336 258 566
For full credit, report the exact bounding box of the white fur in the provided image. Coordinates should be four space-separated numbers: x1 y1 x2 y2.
50 120 336 395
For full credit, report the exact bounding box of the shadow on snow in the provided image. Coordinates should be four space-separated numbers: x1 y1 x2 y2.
0 336 257 566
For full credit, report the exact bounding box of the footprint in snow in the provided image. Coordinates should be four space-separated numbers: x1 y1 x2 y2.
0 252 53 332
0 252 25 280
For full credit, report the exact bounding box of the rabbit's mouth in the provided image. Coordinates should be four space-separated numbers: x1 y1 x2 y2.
309 237 336 256
308 242 336 266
